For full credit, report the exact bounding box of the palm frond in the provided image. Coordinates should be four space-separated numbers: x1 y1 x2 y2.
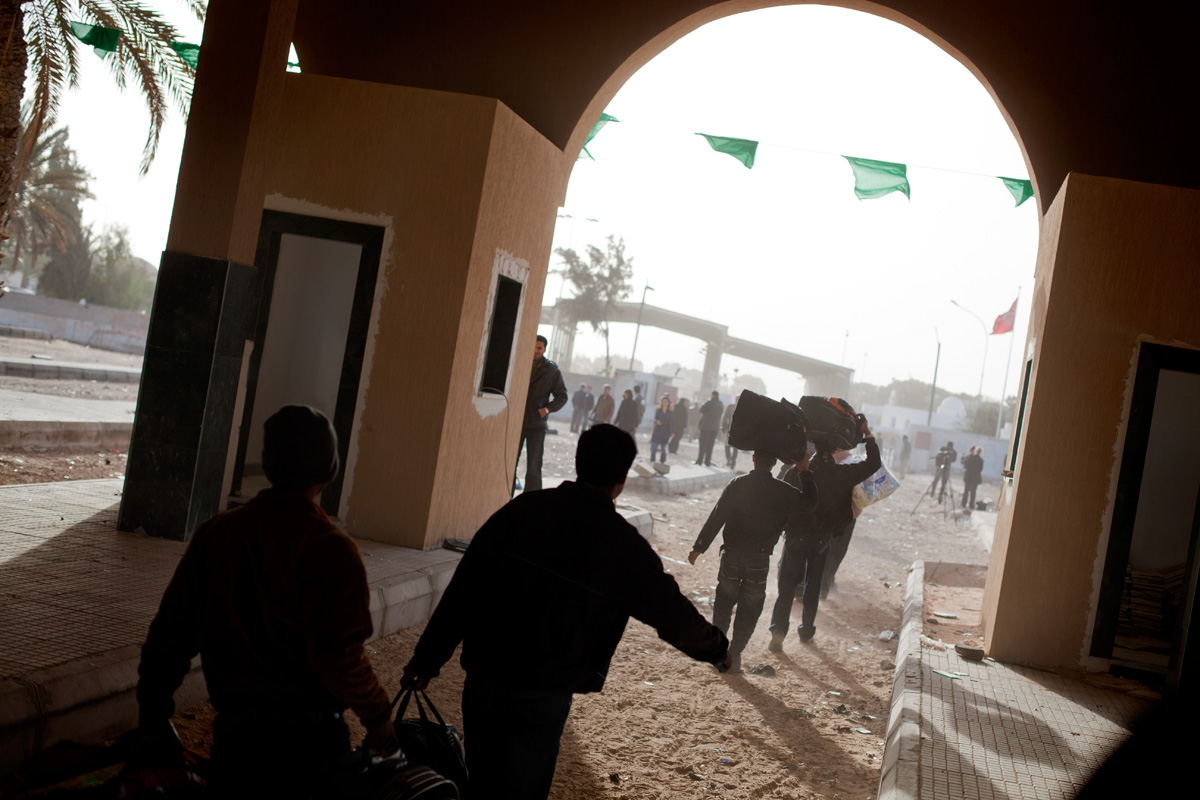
79 1 197 175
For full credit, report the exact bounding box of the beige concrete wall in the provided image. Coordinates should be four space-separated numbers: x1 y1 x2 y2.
260 74 565 549
983 173 1200 669
428 106 565 543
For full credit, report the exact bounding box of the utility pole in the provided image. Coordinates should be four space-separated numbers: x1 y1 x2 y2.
629 282 654 372
928 329 941 426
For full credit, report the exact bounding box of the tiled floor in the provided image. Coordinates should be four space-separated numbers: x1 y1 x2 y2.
916 641 1147 799
0 480 185 676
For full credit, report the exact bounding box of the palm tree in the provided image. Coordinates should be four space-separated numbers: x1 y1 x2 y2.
0 0 205 240
5 121 92 287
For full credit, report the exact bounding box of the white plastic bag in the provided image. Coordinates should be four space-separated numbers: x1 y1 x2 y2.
853 462 901 509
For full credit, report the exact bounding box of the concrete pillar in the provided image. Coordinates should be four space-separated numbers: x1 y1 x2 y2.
982 174 1200 669
701 338 724 392
120 0 297 540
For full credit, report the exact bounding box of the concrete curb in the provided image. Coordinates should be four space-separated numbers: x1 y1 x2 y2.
0 421 133 450
0 325 52 340
878 560 925 800
626 467 736 495
0 359 140 383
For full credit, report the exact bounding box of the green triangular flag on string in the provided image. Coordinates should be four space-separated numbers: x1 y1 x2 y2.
844 156 910 200
586 113 619 146
170 41 200 69
69 21 120 54
999 177 1033 207
578 113 618 161
697 133 758 169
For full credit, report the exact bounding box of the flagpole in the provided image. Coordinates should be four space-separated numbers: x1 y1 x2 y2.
995 287 1021 438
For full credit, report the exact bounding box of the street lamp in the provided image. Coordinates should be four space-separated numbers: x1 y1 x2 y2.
950 299 988 399
629 283 654 372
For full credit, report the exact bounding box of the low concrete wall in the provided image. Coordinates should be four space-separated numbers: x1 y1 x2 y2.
0 294 149 354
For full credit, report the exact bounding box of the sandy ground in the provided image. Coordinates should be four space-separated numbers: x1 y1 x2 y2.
168 433 997 799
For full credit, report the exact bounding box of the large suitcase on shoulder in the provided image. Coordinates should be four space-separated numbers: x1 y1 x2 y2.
798 396 863 451
726 390 809 462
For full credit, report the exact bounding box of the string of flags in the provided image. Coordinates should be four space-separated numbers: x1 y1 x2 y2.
69 20 201 67
582 114 1034 207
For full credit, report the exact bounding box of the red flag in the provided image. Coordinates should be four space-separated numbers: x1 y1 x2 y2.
991 298 1017 335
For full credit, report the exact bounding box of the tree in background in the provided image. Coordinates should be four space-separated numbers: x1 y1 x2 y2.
82 225 155 310
2 123 91 287
38 220 94 300
961 396 1018 435
553 235 634 375
1 0 204 246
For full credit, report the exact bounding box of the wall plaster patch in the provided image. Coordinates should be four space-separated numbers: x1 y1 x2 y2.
262 194 394 526
472 248 531 420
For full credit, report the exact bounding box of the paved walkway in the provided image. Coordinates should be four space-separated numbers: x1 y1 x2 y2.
880 562 1147 799
0 389 136 449
0 356 140 383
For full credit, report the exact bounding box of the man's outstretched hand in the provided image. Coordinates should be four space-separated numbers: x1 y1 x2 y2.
687 550 701 565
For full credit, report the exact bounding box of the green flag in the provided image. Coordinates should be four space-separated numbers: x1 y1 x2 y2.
844 156 910 200
69 22 120 55
170 41 200 69
999 177 1033 207
579 112 618 160
697 133 758 169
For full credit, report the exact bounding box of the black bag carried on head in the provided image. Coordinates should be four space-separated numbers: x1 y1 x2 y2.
726 389 809 462
391 689 468 795
798 396 863 451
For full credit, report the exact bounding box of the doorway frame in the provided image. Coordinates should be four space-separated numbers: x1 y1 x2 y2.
1091 342 1200 664
231 210 385 517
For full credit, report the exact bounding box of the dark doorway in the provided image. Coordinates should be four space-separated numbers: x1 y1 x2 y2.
1093 343 1200 690
231 211 384 518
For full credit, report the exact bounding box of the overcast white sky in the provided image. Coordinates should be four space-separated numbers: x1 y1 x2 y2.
53 4 1036 402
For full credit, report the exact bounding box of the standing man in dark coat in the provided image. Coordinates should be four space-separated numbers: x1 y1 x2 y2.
135 406 395 795
633 384 647 433
614 389 638 433
769 417 880 648
570 383 589 433
517 334 568 493
689 451 817 671
961 446 984 508
402 425 730 800
695 391 724 467
669 397 689 453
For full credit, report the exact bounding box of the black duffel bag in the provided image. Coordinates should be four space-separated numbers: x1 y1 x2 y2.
726 389 809 462
391 689 468 795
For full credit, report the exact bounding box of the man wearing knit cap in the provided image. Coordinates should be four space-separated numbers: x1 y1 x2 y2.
136 405 395 795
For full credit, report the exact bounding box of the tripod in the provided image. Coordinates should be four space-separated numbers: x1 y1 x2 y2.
910 461 956 518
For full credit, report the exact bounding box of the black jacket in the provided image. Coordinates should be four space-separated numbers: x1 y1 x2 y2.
614 398 639 432
693 467 818 557
524 357 568 430
407 482 728 693
698 398 724 432
962 453 984 485
783 438 882 538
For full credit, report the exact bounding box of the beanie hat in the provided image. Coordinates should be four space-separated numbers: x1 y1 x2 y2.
262 405 340 489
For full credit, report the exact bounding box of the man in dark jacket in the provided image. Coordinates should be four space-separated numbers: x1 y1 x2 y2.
769 417 880 648
136 406 394 795
695 391 724 467
689 450 817 671
517 334 568 492
570 383 589 432
961 446 984 508
403 425 729 800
